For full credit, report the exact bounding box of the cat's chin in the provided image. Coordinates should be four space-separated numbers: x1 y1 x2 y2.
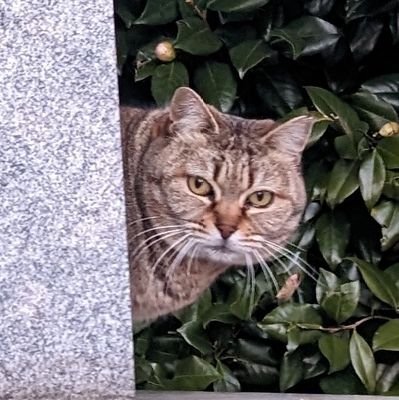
199 245 248 266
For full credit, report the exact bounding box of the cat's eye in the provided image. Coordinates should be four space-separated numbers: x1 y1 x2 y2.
246 191 273 208
187 176 213 196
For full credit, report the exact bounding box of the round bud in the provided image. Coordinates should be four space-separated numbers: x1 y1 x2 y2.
154 41 176 62
379 121 399 137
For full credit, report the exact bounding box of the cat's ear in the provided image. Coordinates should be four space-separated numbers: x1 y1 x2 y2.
262 116 315 158
169 87 219 134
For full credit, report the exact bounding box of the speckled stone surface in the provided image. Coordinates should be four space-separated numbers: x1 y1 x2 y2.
0 1 135 398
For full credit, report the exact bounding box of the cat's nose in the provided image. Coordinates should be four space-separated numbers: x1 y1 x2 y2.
216 224 236 240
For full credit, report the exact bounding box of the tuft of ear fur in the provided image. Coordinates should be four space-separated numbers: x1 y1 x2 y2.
262 116 315 157
169 87 219 134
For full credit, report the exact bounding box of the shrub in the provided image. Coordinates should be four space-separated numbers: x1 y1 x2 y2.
115 0 399 394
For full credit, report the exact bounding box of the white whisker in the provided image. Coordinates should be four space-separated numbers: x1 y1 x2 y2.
148 233 192 280
127 215 166 227
285 241 307 253
131 224 185 241
164 239 194 293
187 244 199 277
252 249 279 294
131 229 185 262
260 240 319 283
245 253 256 311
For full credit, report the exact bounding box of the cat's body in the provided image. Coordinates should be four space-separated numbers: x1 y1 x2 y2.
121 88 314 321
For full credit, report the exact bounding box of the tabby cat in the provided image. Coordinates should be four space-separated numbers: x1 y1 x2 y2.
121 87 314 321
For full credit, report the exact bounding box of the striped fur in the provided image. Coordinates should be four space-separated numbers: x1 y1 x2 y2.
121 88 314 321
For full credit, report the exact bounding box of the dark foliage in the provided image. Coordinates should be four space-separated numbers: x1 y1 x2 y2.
115 0 399 395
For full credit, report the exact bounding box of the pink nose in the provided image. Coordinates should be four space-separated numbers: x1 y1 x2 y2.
216 224 236 240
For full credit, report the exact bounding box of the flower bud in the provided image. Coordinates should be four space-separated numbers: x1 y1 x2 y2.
154 41 176 62
379 121 399 137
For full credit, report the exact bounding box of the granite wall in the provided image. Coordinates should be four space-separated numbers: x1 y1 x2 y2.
0 0 135 398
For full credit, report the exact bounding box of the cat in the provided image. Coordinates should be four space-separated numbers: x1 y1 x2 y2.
120 87 314 321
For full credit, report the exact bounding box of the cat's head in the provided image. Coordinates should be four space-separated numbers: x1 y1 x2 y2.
141 87 314 267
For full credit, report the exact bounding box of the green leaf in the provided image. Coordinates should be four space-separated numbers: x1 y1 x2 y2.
177 0 207 17
145 363 169 390
305 161 329 202
280 349 304 391
287 327 322 352
201 303 238 327
334 135 358 160
215 24 257 48
348 17 383 63
169 356 221 390
135 0 178 25
320 368 367 394
261 303 322 325
319 334 350 374
135 357 153 384
371 200 399 251
376 362 399 395
349 92 398 131
134 329 151 356
373 320 399 351
135 61 157 82
385 383 399 396
377 137 399 169
359 149 386 209
390 6 399 45
175 17 222 56
315 211 350 268
307 119 330 147
258 303 322 341
115 0 137 28
256 70 304 117
229 40 274 79
235 360 278 386
316 269 360 323
349 258 399 309
303 351 328 380
235 338 278 366
151 62 189 106
116 29 129 74
227 272 270 320
345 0 398 21
194 61 237 112
316 268 340 302
213 360 241 392
271 16 340 59
350 331 376 394
177 321 213 354
383 171 399 200
305 0 335 17
385 263 399 290
326 160 360 208
306 86 363 141
362 74 399 110
353 219 382 265
146 335 188 363
207 0 270 13
177 288 212 323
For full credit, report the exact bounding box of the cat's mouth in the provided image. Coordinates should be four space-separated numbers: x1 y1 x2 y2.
200 243 246 265
208 245 232 255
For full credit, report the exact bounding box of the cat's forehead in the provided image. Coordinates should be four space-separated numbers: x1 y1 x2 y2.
184 144 281 191
212 113 274 155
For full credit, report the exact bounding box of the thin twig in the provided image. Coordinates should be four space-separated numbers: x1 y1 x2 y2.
301 315 391 334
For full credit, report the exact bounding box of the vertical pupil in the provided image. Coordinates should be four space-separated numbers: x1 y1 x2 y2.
195 178 203 189
256 192 264 201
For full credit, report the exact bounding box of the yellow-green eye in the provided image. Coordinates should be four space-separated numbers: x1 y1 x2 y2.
246 191 273 208
187 176 213 196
